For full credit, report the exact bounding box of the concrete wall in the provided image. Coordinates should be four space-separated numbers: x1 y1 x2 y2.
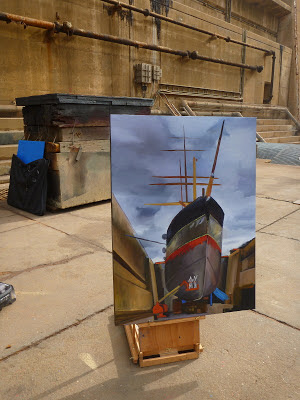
0 0 294 112
277 1 299 119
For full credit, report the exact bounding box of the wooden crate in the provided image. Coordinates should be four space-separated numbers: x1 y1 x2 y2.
125 317 204 367
16 94 153 209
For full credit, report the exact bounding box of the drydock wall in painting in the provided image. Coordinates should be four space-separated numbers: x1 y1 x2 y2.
112 195 155 325
0 0 296 115
111 115 256 325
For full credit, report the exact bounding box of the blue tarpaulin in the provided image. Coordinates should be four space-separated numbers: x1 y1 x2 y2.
213 287 229 302
17 140 45 164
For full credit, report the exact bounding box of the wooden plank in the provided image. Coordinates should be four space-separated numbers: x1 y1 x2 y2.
139 319 200 356
114 311 153 325
138 316 204 328
110 105 151 116
124 325 139 364
22 104 110 127
22 104 152 128
25 126 110 142
59 140 110 153
125 318 203 367
139 350 199 367
45 142 60 153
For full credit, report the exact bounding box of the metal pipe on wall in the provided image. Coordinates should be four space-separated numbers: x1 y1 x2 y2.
100 0 273 55
0 11 264 72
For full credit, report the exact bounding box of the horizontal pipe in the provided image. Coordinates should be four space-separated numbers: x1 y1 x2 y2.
0 12 55 29
0 105 23 112
186 100 289 111
101 0 273 55
0 11 263 72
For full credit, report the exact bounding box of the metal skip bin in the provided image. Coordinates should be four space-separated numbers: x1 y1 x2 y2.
16 94 153 209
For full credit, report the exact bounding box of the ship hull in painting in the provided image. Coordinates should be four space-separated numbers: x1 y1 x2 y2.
165 196 224 301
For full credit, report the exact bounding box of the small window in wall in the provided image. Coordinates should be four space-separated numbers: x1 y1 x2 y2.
263 82 272 104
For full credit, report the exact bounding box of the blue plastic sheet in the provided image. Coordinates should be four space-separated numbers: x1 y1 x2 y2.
17 140 45 164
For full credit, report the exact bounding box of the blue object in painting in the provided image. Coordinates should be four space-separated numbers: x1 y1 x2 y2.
17 140 45 164
213 287 229 302
209 293 213 306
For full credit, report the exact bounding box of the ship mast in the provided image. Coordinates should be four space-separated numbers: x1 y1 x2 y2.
183 128 188 202
206 120 225 197
145 124 222 207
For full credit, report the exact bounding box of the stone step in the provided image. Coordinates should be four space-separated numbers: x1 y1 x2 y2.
259 130 297 138
0 160 11 176
257 125 295 132
265 136 300 143
0 118 24 131
0 144 17 160
257 118 290 125
0 174 9 184
0 130 23 145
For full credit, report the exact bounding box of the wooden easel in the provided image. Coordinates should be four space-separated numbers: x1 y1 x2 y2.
125 316 204 367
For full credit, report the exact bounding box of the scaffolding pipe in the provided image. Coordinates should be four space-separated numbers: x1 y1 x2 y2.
0 11 264 72
101 0 274 56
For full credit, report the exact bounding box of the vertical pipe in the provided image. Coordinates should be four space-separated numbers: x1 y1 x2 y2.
225 0 232 23
240 29 247 98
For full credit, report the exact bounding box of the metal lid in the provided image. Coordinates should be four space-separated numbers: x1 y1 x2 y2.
16 93 154 107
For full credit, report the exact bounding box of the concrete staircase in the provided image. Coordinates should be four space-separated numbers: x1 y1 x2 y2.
177 101 300 144
257 119 300 143
0 111 24 198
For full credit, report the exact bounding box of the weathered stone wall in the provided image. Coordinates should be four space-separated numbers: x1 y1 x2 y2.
0 0 294 111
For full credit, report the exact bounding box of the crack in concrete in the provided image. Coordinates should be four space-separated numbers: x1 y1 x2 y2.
0 304 113 363
256 208 300 233
251 310 300 331
258 231 299 243
0 221 36 234
256 195 299 205
2 250 95 280
68 212 111 223
0 207 111 253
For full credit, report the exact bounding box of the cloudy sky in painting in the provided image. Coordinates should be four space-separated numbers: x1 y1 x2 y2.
111 115 256 262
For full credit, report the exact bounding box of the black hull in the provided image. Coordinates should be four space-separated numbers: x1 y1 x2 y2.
165 196 224 301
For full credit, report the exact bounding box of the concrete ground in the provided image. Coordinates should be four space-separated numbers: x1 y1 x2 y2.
0 159 299 400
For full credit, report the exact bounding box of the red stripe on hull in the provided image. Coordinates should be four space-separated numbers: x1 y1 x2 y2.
166 234 221 263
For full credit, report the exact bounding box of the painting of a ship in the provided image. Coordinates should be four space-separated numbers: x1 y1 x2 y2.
163 122 225 302
110 115 256 325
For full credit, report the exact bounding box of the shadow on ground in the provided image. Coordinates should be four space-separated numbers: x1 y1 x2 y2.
30 315 200 400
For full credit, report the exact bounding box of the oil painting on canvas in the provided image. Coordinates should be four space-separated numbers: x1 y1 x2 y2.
111 116 256 325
